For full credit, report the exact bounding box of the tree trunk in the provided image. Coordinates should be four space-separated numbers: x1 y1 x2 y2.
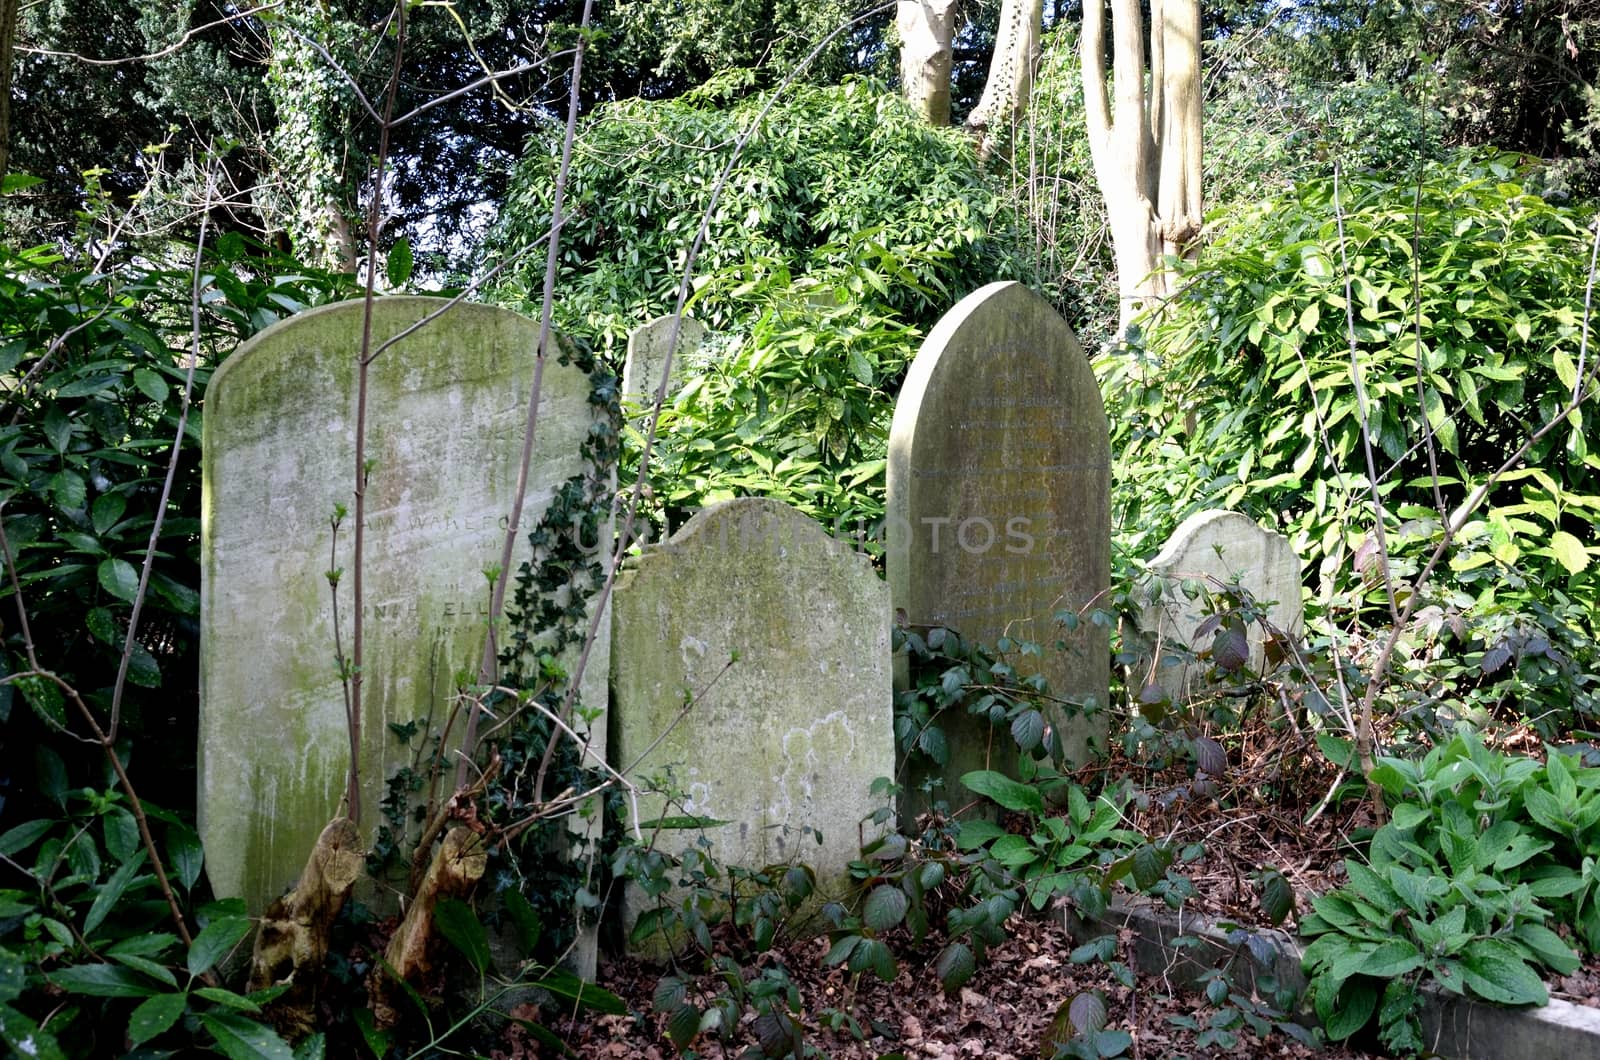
964 0 1044 160
372 825 487 1029
897 0 958 125
1081 0 1202 335
0 0 19 181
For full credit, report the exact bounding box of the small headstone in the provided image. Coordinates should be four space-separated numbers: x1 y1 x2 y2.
200 298 610 931
887 281 1110 819
1138 510 1303 703
610 498 893 950
621 314 706 411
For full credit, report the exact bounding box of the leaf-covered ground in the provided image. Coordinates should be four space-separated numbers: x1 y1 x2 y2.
534 912 1377 1058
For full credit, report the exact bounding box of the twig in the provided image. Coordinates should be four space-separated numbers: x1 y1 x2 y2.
107 164 215 742
468 0 596 795
0 512 205 972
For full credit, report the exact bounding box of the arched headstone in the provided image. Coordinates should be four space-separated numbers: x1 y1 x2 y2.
887 281 1110 820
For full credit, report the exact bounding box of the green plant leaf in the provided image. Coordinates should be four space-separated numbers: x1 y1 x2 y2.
863 884 909 932
132 368 168 403
187 916 251 978
1549 530 1590 574
955 819 1008 850
128 991 187 1045
97 557 141 602
0 1002 65 1060
1512 922 1580 975
1359 938 1423 978
959 770 1042 815
1459 939 1548 1005
502 887 543 956
48 963 159 997
934 942 975 994
1321 979 1378 1040
434 898 490 973
84 850 148 936
530 970 625 1015
386 237 414 288
1260 870 1294 926
200 1011 295 1060
15 675 65 729
667 1002 699 1050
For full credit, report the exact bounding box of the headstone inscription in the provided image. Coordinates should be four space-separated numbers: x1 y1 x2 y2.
887 281 1110 820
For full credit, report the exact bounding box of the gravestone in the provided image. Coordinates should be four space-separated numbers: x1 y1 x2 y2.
1138 510 1303 703
610 497 893 950
621 314 706 411
887 281 1109 820
200 298 611 936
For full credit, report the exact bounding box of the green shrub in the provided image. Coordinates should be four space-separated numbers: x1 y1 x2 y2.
1110 150 1600 730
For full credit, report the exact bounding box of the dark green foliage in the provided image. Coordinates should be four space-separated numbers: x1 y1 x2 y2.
0 234 353 816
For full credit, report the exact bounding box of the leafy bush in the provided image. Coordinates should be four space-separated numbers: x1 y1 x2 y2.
1301 731 1599 1052
0 237 353 814
1109 150 1600 730
493 77 1029 535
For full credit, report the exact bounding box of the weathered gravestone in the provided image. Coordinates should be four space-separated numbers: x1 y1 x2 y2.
610 497 893 951
200 297 610 927
1138 510 1303 703
887 281 1110 821
621 314 706 411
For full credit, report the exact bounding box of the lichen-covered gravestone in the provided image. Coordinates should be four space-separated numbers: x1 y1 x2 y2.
887 281 1109 820
200 297 610 922
610 498 893 950
621 314 706 411
1138 510 1303 703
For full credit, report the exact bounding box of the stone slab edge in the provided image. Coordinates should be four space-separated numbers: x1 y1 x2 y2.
1056 898 1600 1059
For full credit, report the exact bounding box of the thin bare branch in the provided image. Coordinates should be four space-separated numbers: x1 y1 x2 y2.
108 164 216 741
18 1 285 65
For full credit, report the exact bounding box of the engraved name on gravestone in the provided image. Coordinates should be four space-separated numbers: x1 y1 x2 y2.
610 498 893 952
200 298 609 919
888 281 1110 821
1139 510 1303 704
621 314 706 411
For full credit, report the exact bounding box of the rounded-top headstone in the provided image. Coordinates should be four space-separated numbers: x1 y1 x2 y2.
200 297 607 916
887 281 1110 817
1140 509 1303 702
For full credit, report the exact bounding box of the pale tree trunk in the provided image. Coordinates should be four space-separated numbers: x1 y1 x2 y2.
0 0 18 181
1082 0 1202 335
897 0 958 125
964 0 1044 160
